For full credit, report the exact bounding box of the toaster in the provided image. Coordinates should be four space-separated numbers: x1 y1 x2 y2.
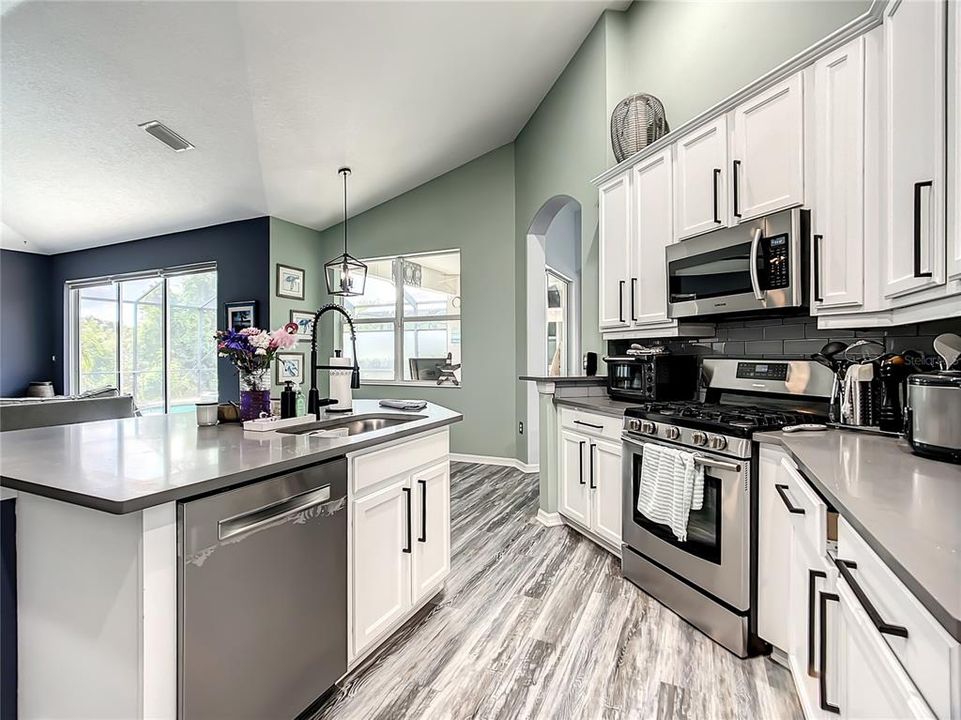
905 371 961 464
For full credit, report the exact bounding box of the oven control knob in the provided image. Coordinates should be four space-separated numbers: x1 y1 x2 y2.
709 435 728 451
691 431 708 446
640 420 658 435
628 419 641 432
665 426 680 441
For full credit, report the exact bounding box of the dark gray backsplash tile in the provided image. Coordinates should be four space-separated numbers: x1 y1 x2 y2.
608 315 959 361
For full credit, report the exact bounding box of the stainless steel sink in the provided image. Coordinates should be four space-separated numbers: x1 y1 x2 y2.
277 413 426 437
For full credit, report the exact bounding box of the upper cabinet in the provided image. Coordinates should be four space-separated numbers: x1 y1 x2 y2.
882 0 947 299
632 149 674 326
731 74 805 222
674 116 729 240
598 173 632 329
811 37 866 311
948 0 961 284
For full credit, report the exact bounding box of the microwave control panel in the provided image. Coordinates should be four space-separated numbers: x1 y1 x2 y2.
763 234 790 289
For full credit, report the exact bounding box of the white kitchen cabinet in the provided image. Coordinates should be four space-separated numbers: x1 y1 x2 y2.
883 0 947 300
731 73 805 222
757 447 794 653
411 461 451 605
837 578 936 720
351 477 412 655
674 115 729 240
948 0 961 284
590 437 622 548
631 148 674 326
598 173 632 329
811 36 866 311
559 429 591 527
349 431 451 663
557 411 622 552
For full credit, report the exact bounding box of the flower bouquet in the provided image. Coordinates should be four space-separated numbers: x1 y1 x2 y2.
215 323 298 421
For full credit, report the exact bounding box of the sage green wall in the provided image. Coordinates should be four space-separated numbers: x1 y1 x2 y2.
315 144 517 459
513 14 616 464
268 217 326 396
619 1 870 130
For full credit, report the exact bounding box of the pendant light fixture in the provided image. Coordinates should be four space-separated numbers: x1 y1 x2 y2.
325 167 367 297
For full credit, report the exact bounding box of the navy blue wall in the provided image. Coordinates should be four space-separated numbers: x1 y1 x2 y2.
45 217 270 402
0 250 55 396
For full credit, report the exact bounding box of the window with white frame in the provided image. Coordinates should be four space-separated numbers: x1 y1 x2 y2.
342 250 461 384
68 264 218 413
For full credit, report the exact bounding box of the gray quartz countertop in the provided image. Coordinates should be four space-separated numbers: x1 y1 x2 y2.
0 400 462 514
553 396 634 418
755 429 961 641
519 375 605 386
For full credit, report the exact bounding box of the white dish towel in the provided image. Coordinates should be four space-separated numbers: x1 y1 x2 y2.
636 443 704 542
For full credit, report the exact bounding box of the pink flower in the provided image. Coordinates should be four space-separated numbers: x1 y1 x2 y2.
270 326 297 349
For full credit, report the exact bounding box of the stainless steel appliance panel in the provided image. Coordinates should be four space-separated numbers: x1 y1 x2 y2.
622 434 750 611
666 208 807 318
906 372 961 463
179 459 348 720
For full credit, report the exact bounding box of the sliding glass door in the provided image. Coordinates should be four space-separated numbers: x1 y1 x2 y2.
71 265 217 413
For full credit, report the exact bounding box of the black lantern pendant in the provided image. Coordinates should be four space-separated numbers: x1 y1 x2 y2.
325 167 367 297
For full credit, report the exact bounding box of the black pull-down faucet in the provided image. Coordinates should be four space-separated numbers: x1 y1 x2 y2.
307 304 361 417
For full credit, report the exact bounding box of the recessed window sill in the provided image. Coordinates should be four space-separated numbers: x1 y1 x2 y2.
360 380 462 389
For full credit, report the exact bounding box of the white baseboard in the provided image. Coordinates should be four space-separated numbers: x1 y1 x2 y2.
449 453 539 474
535 510 564 527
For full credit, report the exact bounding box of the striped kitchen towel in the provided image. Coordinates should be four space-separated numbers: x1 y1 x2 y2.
636 443 705 542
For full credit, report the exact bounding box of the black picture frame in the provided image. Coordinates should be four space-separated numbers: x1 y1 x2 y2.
276 264 306 300
289 310 316 343
275 351 305 386
224 301 258 331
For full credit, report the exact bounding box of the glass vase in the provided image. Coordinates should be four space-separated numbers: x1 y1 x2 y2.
239 369 272 422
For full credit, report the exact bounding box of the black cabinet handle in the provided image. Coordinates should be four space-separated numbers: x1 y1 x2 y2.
813 234 823 303
713 168 721 223
589 444 596 489
574 419 603 430
631 278 637 322
808 569 826 677
578 441 586 485
417 478 427 543
775 483 805 514
733 160 742 218
402 487 412 553
618 280 625 323
819 591 841 714
834 558 908 637
913 180 933 278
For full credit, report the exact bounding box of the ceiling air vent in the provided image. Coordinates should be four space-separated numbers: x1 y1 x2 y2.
138 121 194 152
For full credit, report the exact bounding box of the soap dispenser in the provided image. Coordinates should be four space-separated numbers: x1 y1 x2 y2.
280 381 297 419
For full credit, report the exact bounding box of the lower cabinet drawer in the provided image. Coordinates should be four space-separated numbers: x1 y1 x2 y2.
558 407 622 439
351 430 449 496
838 518 960 719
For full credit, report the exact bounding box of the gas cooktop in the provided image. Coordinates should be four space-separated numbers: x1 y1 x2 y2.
624 401 827 438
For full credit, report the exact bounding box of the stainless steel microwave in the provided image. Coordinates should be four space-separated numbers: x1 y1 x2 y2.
666 208 808 319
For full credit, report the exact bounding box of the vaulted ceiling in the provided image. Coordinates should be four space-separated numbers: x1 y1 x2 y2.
1 0 621 254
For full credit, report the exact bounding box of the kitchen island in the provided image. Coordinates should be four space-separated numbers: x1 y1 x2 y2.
0 400 462 720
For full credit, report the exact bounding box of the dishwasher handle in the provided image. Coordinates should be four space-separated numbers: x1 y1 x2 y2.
218 484 332 541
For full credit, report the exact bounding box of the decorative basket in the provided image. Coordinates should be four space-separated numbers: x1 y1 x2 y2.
611 94 669 163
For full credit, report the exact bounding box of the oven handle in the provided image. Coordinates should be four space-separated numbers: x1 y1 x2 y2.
749 227 764 301
621 435 742 473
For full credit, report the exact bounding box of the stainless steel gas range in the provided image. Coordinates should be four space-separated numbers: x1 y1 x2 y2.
620 357 833 657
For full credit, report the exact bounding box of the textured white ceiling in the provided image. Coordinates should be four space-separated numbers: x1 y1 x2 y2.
1 0 618 254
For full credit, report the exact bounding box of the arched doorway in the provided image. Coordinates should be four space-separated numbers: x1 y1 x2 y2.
525 195 582 464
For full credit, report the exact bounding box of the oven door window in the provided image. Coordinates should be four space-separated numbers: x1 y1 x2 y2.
668 240 766 303
608 362 648 393
631 451 721 564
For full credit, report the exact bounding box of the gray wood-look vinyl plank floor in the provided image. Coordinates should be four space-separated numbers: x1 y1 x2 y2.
313 462 802 720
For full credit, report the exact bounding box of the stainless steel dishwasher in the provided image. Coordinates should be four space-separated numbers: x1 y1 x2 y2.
178 458 347 720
